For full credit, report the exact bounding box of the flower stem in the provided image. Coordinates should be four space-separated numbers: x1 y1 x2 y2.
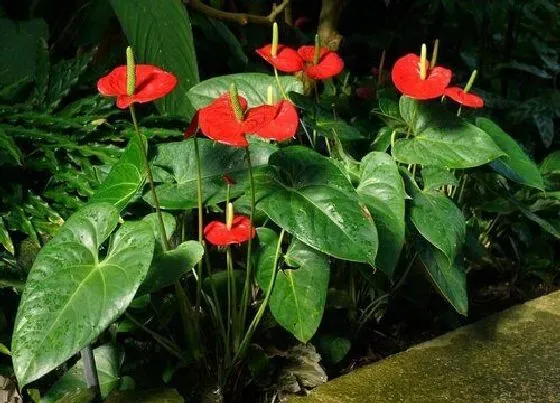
193 135 204 322
238 147 256 346
273 67 289 100
227 247 237 350
129 105 169 250
234 229 285 363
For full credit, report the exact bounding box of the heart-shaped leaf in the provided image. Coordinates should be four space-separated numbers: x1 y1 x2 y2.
418 240 468 316
357 152 405 277
476 117 544 190
145 138 277 210
89 134 146 210
12 203 154 386
253 146 378 265
269 239 330 342
421 166 458 191
187 72 303 109
393 97 504 168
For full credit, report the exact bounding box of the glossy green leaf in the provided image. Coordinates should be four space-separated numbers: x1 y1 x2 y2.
187 73 303 109
42 345 120 402
540 151 560 174
0 127 23 165
255 228 280 289
142 212 176 254
0 18 48 86
0 218 14 255
476 118 544 190
12 203 155 387
422 166 458 191
405 174 465 267
270 240 330 342
306 116 364 140
0 343 10 355
89 134 146 210
372 126 393 152
138 241 203 295
254 146 378 265
418 241 468 316
357 152 405 277
111 0 199 117
145 138 276 210
393 123 504 168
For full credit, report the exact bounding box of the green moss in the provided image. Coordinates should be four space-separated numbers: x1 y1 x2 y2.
289 291 560 403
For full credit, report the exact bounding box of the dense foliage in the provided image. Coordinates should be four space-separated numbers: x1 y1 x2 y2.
1 0 558 402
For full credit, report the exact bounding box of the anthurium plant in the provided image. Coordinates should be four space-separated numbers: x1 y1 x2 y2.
4 3 559 400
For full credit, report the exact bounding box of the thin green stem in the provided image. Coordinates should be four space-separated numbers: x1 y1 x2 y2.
238 147 256 342
227 247 238 350
129 105 169 251
234 229 285 363
273 67 289 100
193 136 204 322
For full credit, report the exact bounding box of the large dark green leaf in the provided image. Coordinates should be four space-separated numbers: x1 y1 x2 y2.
540 150 560 177
187 73 303 109
0 127 23 165
255 228 280 289
145 138 276 210
89 134 146 210
0 18 48 86
357 152 405 277
42 345 120 402
269 240 330 342
253 146 378 265
418 241 468 316
392 123 504 168
393 97 503 168
12 203 155 387
110 0 199 117
404 174 465 267
476 118 544 190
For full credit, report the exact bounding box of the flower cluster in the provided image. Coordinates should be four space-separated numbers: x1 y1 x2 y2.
391 43 483 108
256 23 344 81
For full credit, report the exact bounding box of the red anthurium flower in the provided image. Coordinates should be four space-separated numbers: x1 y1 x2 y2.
443 87 484 108
97 65 177 109
256 44 304 73
254 100 299 142
204 215 256 247
297 45 344 80
391 53 452 100
198 93 277 147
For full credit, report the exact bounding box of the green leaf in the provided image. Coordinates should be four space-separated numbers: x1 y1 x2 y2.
0 18 48 86
0 218 14 255
540 150 560 177
32 38 49 108
255 227 280 289
476 118 544 190
145 138 276 210
405 174 465 267
357 152 405 277
41 345 120 402
421 166 458 191
111 0 199 117
0 125 23 166
392 123 504 168
270 239 330 343
142 212 176 254
138 241 203 295
12 203 155 387
418 241 468 316
0 342 10 355
306 116 364 140
533 114 554 148
254 146 378 265
187 73 303 109
89 134 146 210
372 126 393 152
45 51 93 111
316 334 351 364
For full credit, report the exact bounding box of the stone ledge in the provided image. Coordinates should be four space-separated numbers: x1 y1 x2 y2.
289 290 560 403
